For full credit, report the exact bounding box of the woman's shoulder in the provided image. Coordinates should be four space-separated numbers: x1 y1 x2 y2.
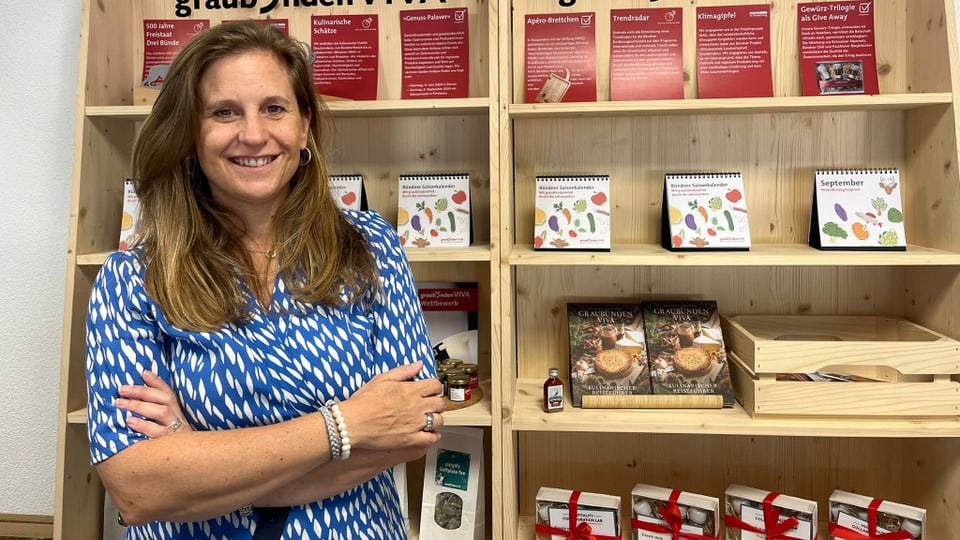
100 248 147 280
340 210 404 258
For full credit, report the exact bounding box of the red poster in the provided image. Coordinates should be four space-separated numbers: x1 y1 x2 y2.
695 5 773 99
399 8 470 99
798 1 878 96
524 13 597 103
312 15 379 101
141 19 209 88
610 8 683 101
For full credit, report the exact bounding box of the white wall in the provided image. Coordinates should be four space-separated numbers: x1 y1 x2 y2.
0 0 958 519
0 0 80 515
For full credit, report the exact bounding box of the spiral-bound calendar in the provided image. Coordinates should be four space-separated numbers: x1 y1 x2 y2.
397 174 471 248
533 175 611 250
809 169 905 250
661 172 751 251
328 174 367 211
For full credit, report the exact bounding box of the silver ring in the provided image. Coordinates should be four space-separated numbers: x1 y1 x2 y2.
423 412 435 432
167 417 183 432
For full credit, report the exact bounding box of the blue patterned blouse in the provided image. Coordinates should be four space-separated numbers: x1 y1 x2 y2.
86 211 435 539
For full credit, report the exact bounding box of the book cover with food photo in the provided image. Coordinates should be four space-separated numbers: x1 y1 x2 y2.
566 303 652 407
641 300 735 407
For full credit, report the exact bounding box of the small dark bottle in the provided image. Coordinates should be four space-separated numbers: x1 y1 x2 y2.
543 367 564 413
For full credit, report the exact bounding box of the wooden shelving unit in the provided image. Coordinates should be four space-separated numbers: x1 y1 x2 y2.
58 0 960 538
497 0 960 538
56 1 500 538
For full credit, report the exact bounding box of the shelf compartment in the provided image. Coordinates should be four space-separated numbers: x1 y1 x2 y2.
508 379 960 437
508 94 953 119
507 243 960 266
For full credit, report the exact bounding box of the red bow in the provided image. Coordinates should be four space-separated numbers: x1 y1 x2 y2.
723 492 807 540
828 499 912 540
534 491 621 540
630 490 718 540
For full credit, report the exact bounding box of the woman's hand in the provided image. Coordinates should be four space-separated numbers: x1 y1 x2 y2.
338 361 444 453
115 370 192 438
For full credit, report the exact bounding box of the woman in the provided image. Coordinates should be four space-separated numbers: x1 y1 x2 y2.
86 20 443 539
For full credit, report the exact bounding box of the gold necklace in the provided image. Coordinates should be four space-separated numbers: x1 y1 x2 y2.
248 247 278 260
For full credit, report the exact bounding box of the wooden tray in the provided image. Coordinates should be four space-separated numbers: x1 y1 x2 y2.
721 315 960 418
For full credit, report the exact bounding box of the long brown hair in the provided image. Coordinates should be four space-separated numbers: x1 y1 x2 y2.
132 21 377 331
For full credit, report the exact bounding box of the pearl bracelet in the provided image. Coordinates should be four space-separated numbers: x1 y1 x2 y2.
318 404 341 461
327 400 351 461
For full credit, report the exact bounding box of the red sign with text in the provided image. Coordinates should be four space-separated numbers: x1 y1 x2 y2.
798 1 878 96
524 12 597 103
610 8 683 101
400 8 470 99
312 15 379 101
695 5 773 99
141 19 209 88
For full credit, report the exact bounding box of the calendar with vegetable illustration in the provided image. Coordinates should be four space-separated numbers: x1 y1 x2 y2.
397 174 471 248
533 175 611 250
661 173 751 251
809 169 906 250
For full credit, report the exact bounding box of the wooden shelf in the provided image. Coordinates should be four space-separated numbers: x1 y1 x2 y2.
508 93 953 119
509 380 960 438
77 244 493 267
69 380 494 427
508 243 960 267
86 98 491 121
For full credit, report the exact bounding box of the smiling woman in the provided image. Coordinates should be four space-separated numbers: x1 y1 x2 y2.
84 20 443 540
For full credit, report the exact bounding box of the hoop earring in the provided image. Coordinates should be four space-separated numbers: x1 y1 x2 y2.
299 148 312 167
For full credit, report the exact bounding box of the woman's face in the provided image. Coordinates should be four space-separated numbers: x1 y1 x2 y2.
196 50 310 218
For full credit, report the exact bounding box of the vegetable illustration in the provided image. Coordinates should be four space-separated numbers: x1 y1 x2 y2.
397 207 410 225
430 229 439 237
684 213 698 231
341 192 357 207
548 215 560 232
852 222 869 240
590 192 607 205
708 197 723 211
435 198 448 211
834 203 847 221
573 199 587 213
534 235 544 248
562 208 572 224
688 200 707 223
671 235 682 248
723 209 734 231
410 215 422 232
822 222 848 239
726 189 743 203
587 213 596 233
887 208 903 223
707 228 717 236
871 197 888 216
534 207 547 225
447 211 456 232
668 206 683 224
569 230 578 238
451 190 467 204
878 230 899 246
424 207 434 224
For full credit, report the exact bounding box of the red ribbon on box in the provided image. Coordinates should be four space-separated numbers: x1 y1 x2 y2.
534 490 621 540
828 498 912 540
723 492 807 540
630 489 719 540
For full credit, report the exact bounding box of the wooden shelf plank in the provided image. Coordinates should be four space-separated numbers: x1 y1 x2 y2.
87 98 491 120
508 93 953 118
67 379 494 427
77 244 492 267
509 379 960 437
508 243 960 266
